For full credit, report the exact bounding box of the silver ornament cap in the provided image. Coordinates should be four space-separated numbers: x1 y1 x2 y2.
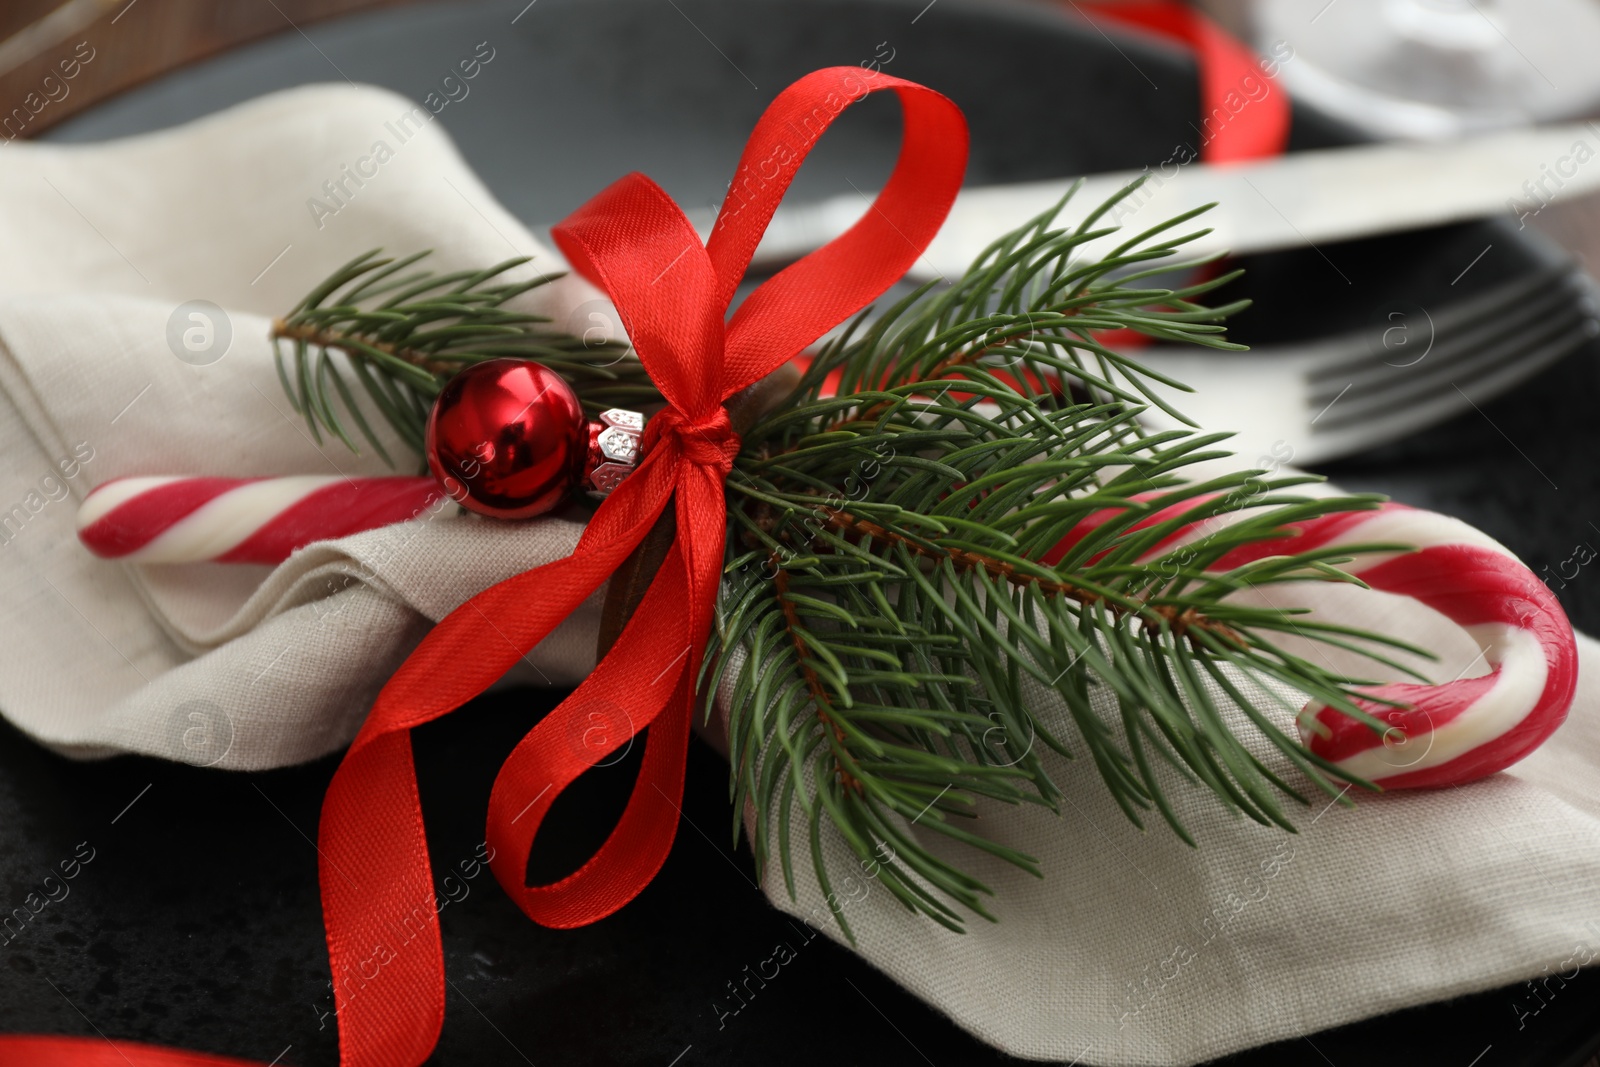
583 408 645 497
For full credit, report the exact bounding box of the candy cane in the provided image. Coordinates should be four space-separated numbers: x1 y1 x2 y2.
82 468 1576 787
76 476 446 565
1049 499 1577 789
77 408 648 567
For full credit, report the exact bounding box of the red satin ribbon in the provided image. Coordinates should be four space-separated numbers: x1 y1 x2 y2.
309 66 965 1065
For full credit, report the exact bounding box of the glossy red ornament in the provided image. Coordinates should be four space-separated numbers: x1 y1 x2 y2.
425 358 587 519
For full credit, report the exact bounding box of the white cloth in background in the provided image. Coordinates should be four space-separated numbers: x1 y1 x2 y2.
1 84 1596 1066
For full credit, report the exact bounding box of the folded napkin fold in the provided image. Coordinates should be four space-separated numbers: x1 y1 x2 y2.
2 84 1597 1066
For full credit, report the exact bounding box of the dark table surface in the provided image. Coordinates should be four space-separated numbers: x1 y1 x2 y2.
5 0 1600 1063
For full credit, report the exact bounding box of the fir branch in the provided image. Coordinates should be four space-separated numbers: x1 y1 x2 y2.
707 187 1429 937
272 250 658 466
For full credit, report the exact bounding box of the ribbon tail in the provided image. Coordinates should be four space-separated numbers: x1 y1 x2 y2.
318 454 677 1066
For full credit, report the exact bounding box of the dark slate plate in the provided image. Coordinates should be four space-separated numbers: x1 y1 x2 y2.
5 0 1598 1064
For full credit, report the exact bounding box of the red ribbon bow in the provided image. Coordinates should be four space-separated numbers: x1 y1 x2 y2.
316 66 967 1064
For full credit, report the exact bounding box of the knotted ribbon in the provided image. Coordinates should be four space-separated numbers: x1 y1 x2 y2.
311 66 967 1064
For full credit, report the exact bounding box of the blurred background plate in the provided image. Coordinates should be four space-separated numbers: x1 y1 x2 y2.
3 0 1598 1064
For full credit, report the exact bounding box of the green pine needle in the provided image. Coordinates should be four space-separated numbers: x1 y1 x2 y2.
705 186 1428 939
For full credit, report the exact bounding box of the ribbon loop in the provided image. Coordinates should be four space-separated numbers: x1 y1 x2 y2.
484 540 697 928
711 72 971 395
554 172 727 416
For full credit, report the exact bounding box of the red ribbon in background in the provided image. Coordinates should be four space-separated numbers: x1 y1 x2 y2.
1086 0 1290 163
799 1 1294 394
1073 1 1291 349
0 5 1287 1063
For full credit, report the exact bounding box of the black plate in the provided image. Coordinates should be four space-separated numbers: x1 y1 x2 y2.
7 1 1599 1064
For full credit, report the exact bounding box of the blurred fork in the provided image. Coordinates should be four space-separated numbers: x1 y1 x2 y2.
1128 264 1600 464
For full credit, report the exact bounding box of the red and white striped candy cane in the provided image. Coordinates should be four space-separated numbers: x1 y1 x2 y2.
76 476 446 565
1049 499 1578 789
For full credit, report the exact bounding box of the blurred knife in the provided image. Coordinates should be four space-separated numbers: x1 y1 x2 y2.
677 122 1600 277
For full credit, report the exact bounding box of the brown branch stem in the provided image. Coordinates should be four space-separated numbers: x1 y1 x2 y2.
812 506 1243 649
772 564 862 794
270 318 452 375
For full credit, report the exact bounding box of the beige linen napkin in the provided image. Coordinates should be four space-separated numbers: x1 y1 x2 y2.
0 84 609 768
739 601 1600 1065
1 84 1597 1067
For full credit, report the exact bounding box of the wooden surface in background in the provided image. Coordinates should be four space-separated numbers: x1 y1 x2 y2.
0 0 441 140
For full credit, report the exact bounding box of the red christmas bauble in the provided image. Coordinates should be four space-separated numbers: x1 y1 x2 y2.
426 359 587 519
